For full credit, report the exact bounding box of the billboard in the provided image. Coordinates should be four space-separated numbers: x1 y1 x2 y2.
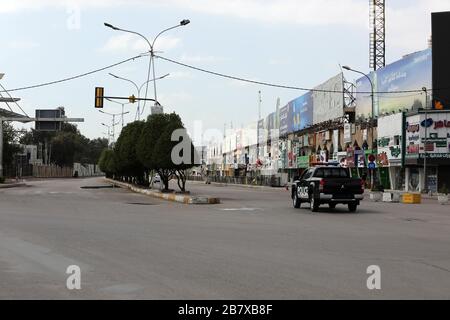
377 49 431 115
312 73 344 124
278 103 292 137
356 49 432 117
266 112 275 140
355 73 375 118
257 119 266 145
292 92 313 132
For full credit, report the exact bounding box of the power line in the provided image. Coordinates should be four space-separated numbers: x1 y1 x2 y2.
0 54 145 93
156 55 436 95
0 52 446 97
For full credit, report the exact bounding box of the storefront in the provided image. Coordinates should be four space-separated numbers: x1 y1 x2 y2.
404 110 450 192
377 113 405 190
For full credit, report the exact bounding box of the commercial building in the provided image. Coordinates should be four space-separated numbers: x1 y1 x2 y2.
205 12 450 191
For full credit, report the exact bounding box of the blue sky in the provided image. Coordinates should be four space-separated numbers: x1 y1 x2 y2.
1 0 449 143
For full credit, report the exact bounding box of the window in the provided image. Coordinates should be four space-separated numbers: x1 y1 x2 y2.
302 169 314 180
314 168 350 178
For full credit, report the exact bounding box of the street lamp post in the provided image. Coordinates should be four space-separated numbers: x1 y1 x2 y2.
101 123 112 147
99 110 129 144
108 73 170 120
104 20 190 116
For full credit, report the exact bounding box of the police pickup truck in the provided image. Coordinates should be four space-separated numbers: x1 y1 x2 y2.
291 165 364 212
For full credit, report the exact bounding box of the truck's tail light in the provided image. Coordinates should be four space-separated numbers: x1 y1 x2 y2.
319 179 325 191
360 179 365 191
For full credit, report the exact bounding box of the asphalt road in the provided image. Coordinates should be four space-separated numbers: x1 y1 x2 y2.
0 177 449 299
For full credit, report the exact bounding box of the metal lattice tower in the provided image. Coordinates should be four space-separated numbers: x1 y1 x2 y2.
369 0 386 70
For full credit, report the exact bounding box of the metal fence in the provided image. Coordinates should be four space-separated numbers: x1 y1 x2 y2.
33 165 73 178
188 175 282 187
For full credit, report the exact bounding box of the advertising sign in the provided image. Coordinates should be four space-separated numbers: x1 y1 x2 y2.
236 130 242 150
355 73 375 118
405 112 450 160
355 149 366 168
356 49 432 117
257 119 266 145
279 104 293 136
377 113 403 167
344 123 352 143
312 73 344 124
333 129 339 159
266 112 275 141
377 49 432 115
292 92 313 132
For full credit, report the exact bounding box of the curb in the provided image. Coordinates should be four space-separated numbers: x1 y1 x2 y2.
105 178 220 205
0 183 27 189
187 180 285 191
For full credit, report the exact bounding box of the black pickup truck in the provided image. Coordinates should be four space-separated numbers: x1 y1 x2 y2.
291 166 364 212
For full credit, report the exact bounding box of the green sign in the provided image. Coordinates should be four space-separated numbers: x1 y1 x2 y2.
297 156 310 168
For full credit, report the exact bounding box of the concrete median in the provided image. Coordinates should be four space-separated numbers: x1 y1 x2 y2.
104 178 220 205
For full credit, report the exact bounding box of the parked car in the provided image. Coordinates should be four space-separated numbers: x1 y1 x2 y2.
152 174 161 183
291 165 364 212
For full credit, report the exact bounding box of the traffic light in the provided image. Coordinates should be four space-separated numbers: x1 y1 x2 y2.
95 87 104 108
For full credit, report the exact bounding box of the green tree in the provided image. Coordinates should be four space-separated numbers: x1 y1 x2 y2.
114 121 145 184
98 149 116 178
136 113 171 185
50 131 83 167
1 121 23 176
152 113 197 192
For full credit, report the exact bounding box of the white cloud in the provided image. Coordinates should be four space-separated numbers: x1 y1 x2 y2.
99 34 181 54
386 0 450 56
2 0 450 55
158 91 193 109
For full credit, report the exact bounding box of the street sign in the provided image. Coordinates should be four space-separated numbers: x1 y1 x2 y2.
95 87 104 108
368 162 376 170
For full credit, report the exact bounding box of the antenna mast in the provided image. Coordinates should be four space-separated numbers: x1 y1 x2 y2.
369 0 386 70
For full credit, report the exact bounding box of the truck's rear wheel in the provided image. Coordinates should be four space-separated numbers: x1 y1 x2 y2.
293 192 301 208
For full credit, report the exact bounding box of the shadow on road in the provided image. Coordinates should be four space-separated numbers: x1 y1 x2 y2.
295 206 383 215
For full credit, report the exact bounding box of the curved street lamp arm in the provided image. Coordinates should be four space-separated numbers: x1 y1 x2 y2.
151 25 182 50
